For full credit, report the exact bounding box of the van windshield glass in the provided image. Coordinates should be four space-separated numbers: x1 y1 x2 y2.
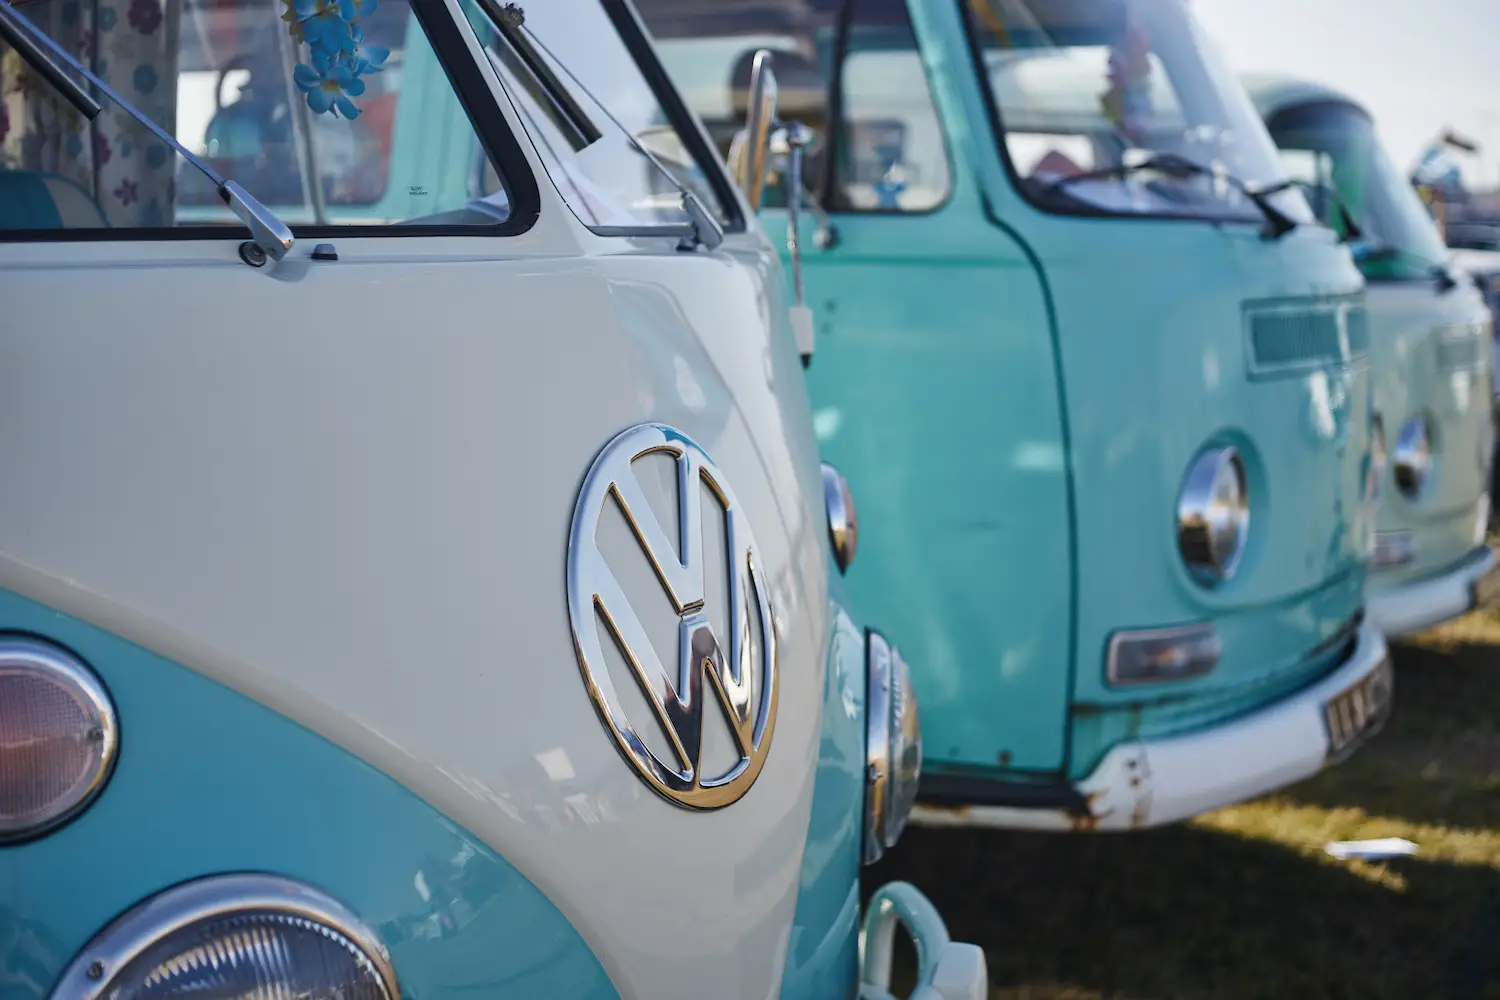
0 0 513 232
1268 101 1450 280
965 0 1312 226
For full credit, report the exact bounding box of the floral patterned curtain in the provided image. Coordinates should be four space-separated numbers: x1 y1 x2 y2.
0 0 180 226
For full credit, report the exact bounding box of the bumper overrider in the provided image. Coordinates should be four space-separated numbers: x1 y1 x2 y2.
1367 545 1500 638
913 619 1392 832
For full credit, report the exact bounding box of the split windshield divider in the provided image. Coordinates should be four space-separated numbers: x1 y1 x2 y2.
477 1 722 250
0 0 294 264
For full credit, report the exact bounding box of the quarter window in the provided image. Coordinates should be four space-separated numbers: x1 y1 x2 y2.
460 0 728 232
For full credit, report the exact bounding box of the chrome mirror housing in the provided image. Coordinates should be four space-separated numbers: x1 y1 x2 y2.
729 49 778 211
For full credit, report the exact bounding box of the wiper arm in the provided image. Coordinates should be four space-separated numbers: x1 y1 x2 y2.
0 2 99 119
1044 151 1298 240
1258 177 1364 243
0 0 292 266
488 3 722 251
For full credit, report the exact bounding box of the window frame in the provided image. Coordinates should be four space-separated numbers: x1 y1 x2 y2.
822 4 956 218
1263 97 1449 284
0 0 541 244
956 0 1277 229
597 0 747 234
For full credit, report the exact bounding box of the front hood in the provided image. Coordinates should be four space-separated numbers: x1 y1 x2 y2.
0 239 830 1000
1022 219 1370 695
1365 278 1493 575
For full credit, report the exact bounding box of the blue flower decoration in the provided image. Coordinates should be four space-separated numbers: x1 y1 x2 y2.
292 0 357 53
293 53 366 119
348 45 388 76
282 0 386 118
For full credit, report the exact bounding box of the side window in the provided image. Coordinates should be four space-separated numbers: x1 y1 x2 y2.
834 0 949 212
460 0 729 230
634 0 949 215
0 0 514 233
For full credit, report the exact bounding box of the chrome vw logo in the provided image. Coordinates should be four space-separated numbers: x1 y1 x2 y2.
567 423 777 809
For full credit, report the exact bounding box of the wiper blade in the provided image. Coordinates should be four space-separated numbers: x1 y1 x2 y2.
0 0 292 265
1044 151 1298 240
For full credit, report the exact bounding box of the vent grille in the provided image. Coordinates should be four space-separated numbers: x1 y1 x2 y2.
1246 302 1366 376
1435 324 1483 371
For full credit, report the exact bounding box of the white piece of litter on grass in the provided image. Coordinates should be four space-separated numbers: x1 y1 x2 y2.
1324 838 1420 861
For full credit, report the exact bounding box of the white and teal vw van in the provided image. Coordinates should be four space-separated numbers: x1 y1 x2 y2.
0 0 986 996
1246 76 1500 638
635 0 1392 831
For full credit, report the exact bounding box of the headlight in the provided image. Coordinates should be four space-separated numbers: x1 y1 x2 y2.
1393 416 1433 498
1367 414 1387 507
0 638 117 841
822 463 858 573
51 874 399 999
864 630 920 865
1177 446 1250 586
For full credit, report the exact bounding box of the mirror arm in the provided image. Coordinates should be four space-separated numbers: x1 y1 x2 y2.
782 123 818 366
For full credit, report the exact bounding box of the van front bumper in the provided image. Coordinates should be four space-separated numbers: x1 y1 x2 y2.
1367 545 1500 638
912 619 1391 832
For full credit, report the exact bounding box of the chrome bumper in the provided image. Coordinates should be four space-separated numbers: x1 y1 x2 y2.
1367 545 1499 638
912 620 1391 832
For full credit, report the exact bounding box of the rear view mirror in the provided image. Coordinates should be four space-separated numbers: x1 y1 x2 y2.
731 50 778 211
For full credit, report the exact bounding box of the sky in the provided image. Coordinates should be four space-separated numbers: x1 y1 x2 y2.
1193 0 1500 189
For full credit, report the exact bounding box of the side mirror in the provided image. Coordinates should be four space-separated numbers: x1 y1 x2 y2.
733 50 779 211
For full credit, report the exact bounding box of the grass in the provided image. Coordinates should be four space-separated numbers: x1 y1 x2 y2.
866 605 1500 999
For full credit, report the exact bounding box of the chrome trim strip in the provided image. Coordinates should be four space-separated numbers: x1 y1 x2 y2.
49 873 400 999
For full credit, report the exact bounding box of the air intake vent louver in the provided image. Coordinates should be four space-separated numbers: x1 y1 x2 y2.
1245 300 1368 379
1435 325 1483 371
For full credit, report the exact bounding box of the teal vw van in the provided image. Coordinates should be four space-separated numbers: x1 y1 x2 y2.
0 0 985 996
1246 76 1500 638
635 0 1393 831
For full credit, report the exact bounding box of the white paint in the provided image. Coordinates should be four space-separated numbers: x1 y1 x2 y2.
0 0 838 993
1367 545 1498 637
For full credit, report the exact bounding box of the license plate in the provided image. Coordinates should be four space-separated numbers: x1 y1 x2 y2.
1324 658 1393 760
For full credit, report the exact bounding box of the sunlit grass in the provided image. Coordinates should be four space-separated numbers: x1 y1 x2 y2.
868 604 1500 999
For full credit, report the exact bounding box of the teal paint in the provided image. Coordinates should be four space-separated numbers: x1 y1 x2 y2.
781 582 867 999
765 0 1372 788
0 588 616 1000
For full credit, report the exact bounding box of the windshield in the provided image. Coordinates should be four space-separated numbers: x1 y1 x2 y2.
965 0 1312 225
0 0 516 231
1266 102 1450 280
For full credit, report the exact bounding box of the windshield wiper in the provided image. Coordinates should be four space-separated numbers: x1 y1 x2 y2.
1043 151 1298 240
0 0 292 266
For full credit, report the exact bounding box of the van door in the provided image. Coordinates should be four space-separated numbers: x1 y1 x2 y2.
642 0 1077 778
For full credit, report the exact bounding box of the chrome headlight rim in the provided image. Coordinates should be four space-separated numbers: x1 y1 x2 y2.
822 463 858 574
863 630 920 866
1177 445 1250 587
0 637 118 843
50 873 400 1000
1393 415 1434 499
